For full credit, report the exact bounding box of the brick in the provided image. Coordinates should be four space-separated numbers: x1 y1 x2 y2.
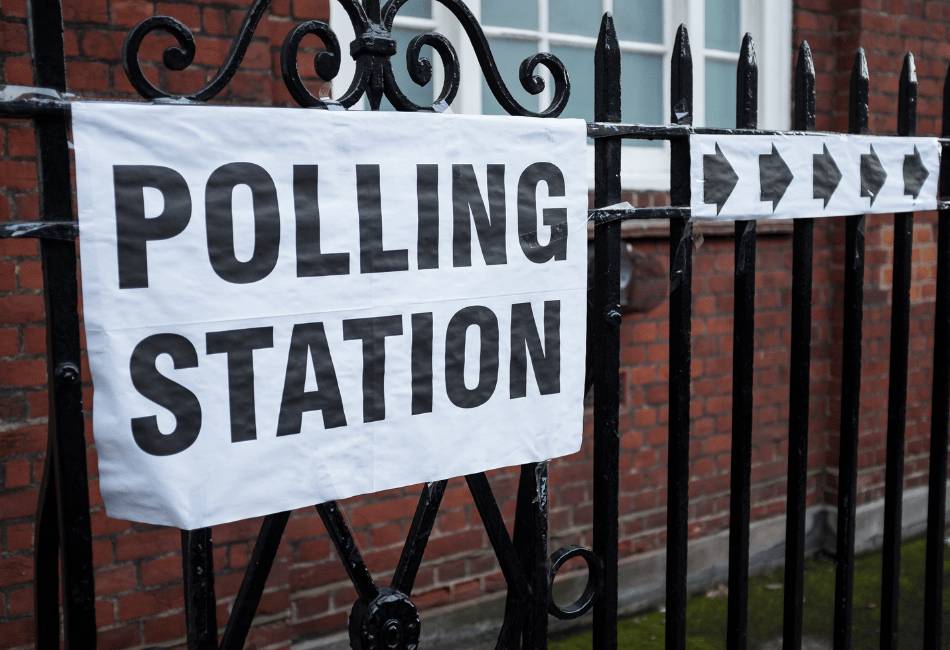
143 612 186 644
115 528 179 560
81 30 125 62
22 325 46 354
116 585 181 620
292 0 329 19
0 260 14 290
0 294 44 323
8 585 33 616
0 554 31 586
67 61 111 92
140 554 182 586
97 623 142 647
0 22 28 53
2 0 28 18
6 126 35 158
0 160 36 190
202 8 229 35
156 3 201 28
96 564 138 594
63 0 110 23
0 327 19 355
3 56 33 84
17 259 42 290
0 424 45 457
0 358 45 387
4 458 31 487
0 618 33 647
111 0 154 27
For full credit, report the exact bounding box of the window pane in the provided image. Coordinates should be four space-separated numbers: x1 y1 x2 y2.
549 45 593 120
622 52 663 145
396 0 431 19
705 0 740 51
549 0 601 38
381 27 432 110
614 0 663 44
705 59 736 127
481 0 538 30
482 38 539 115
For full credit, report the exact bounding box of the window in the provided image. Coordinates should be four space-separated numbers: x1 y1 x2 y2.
331 0 791 190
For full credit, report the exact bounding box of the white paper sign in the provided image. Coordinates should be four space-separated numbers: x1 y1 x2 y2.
72 103 588 529
690 134 940 220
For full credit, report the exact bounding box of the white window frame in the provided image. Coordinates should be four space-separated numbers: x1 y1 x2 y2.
331 0 792 191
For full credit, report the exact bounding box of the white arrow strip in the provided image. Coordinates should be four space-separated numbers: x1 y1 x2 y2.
689 134 941 220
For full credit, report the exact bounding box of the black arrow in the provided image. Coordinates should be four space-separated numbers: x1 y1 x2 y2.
860 144 887 205
813 144 842 208
903 145 929 199
759 144 794 211
703 143 738 215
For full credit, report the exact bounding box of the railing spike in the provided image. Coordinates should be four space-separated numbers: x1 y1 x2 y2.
924 60 950 650
736 33 758 130
834 41 872 650
671 25 693 126
782 35 818 650
898 52 918 137
592 9 622 648
794 41 816 132
850 48 870 133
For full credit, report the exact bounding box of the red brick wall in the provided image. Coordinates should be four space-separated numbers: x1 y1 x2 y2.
1 0 948 647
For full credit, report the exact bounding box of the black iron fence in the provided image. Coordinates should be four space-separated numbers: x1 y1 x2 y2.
1 0 949 648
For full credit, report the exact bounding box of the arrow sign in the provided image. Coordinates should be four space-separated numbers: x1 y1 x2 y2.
703 143 738 215
903 145 929 199
813 144 842 208
689 134 939 220
759 144 794 211
860 144 887 206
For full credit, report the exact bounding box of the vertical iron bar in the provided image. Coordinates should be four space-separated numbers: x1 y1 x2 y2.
782 41 817 650
392 480 447 596
879 52 917 650
517 462 549 648
316 501 379 602
592 12 621 650
923 62 950 650
181 528 218 649
726 33 758 650
497 463 550 647
833 48 870 650
464 474 530 603
34 463 59 649
501 467 534 647
27 0 97 646
220 511 291 650
666 24 693 650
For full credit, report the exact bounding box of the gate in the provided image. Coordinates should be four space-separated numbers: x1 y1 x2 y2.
1 0 949 648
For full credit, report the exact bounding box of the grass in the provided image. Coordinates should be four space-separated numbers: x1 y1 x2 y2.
551 536 950 649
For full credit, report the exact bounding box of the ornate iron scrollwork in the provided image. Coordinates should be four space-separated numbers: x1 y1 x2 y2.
547 545 603 620
349 588 421 650
122 0 570 116
122 0 271 101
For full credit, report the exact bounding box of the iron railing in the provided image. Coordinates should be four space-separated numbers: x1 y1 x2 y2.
1 1 949 649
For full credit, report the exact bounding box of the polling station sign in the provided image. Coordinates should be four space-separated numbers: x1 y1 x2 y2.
72 103 588 529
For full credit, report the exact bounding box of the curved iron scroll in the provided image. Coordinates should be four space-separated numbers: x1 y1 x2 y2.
122 0 271 101
122 0 570 115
